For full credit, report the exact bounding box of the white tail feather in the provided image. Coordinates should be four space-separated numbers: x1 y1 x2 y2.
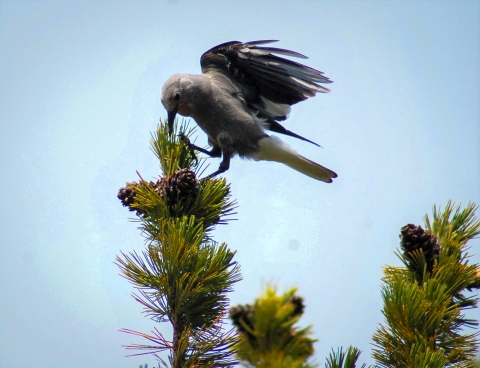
250 136 337 183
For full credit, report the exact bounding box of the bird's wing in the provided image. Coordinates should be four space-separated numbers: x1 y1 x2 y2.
200 40 332 146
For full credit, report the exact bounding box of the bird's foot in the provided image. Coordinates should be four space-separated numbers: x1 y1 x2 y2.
178 133 199 165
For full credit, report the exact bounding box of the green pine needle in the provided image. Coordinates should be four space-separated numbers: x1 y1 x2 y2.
232 285 317 367
150 119 197 176
424 200 480 248
117 119 242 367
373 201 480 367
325 346 366 368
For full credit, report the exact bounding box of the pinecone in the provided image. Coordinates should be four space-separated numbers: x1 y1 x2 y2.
159 169 199 207
117 182 139 213
229 304 256 345
229 304 254 333
289 295 305 317
400 224 441 272
149 179 163 195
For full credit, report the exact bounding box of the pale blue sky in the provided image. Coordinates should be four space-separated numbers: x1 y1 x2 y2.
0 1 479 367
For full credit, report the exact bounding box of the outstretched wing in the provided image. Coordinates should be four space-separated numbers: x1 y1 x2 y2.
200 40 332 146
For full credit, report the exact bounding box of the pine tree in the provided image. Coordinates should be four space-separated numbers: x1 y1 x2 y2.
116 121 241 367
372 201 480 367
229 286 317 367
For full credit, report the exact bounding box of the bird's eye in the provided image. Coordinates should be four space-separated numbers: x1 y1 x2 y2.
174 92 180 101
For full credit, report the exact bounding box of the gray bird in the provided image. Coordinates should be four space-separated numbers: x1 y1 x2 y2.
161 40 337 183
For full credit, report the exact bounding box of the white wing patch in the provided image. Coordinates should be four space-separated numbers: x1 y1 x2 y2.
260 96 291 119
291 77 330 94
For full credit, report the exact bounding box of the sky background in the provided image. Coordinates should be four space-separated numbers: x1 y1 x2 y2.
0 0 479 367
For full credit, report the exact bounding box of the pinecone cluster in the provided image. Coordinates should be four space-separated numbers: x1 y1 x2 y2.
289 295 305 317
157 168 199 207
117 169 199 216
400 224 441 272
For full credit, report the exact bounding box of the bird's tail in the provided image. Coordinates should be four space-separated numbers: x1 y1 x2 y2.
251 136 337 183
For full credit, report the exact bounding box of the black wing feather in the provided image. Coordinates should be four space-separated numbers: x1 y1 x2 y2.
200 40 332 146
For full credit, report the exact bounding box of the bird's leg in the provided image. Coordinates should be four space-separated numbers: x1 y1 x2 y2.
205 151 231 179
178 133 221 164
205 134 234 179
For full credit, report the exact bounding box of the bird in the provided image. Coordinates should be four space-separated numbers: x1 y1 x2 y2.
161 40 337 183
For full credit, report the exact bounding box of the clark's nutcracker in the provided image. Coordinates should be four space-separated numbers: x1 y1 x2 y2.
161 40 337 183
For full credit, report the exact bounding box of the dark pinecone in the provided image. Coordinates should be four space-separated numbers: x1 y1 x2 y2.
229 304 254 333
289 295 305 317
159 169 199 207
229 304 256 346
117 182 139 212
149 179 163 195
400 224 441 272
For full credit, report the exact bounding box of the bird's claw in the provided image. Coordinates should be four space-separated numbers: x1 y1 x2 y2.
177 132 188 142
178 133 199 165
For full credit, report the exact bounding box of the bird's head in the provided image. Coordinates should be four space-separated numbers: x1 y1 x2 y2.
161 74 190 135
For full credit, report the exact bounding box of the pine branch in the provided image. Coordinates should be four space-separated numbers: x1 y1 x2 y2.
372 201 480 367
424 201 480 248
229 285 317 367
116 120 242 367
325 346 367 368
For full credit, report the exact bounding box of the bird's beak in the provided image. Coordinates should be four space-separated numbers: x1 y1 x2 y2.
167 107 178 136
